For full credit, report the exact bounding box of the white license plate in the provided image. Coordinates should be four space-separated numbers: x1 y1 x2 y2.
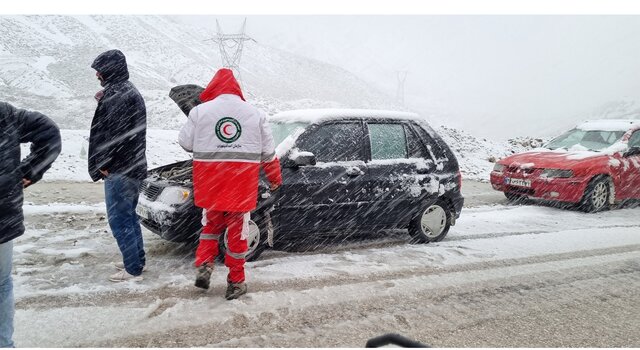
505 177 531 187
135 205 150 220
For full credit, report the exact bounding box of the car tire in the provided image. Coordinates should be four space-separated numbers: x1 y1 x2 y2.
504 192 526 203
408 198 452 244
579 176 611 213
218 212 270 262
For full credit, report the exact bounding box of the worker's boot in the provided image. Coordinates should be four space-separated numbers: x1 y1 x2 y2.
194 263 213 290
225 281 247 300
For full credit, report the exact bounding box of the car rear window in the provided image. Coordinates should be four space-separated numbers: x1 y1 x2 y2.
411 123 446 159
368 123 407 160
404 124 431 160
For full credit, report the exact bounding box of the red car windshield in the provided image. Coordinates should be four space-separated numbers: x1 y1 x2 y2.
545 129 625 151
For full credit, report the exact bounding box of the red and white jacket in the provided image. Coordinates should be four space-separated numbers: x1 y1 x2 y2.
178 69 282 212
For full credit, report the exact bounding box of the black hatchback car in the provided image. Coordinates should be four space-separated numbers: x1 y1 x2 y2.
136 86 464 261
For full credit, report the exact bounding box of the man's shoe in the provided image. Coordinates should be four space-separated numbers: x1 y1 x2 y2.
109 270 143 282
113 262 147 272
225 282 247 300
195 264 213 290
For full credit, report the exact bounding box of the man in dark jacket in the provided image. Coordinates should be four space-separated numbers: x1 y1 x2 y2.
1 102 61 347
88 49 148 282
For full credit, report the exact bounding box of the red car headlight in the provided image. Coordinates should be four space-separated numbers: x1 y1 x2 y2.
540 169 573 178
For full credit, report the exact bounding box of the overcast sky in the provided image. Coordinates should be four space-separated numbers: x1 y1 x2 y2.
181 16 640 139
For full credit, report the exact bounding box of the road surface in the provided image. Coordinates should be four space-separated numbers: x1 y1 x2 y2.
12 180 640 347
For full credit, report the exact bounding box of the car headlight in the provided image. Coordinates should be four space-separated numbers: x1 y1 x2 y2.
493 163 505 173
541 169 573 178
157 186 191 205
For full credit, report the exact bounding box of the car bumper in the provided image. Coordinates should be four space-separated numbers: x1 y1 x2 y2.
452 195 464 219
489 171 590 203
136 201 201 242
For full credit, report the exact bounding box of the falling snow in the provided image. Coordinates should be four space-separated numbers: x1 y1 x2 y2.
3 13 640 349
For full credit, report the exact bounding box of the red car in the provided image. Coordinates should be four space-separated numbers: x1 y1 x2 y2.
490 120 640 212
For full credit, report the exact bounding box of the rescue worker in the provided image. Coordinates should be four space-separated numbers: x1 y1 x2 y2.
178 68 282 300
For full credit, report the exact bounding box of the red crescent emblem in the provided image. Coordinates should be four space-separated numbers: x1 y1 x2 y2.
223 124 233 136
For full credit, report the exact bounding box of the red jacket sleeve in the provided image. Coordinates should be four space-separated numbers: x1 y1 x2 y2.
262 157 282 187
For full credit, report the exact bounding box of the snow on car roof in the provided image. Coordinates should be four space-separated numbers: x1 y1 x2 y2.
269 108 421 123
576 119 640 132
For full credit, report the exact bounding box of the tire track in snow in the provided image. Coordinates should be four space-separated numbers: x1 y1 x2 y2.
16 244 640 311
449 223 640 241
76 252 640 347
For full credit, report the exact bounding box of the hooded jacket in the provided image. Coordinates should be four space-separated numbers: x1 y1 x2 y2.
0 102 61 244
88 49 147 182
178 69 282 212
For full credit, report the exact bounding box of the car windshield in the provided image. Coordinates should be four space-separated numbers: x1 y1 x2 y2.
270 121 309 146
545 128 625 151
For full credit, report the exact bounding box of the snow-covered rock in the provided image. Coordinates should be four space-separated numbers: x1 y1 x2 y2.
435 125 542 181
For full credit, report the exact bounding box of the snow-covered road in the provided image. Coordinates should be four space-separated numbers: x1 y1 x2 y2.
12 181 640 347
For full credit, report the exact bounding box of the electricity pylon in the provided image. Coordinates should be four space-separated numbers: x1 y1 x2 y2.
206 18 255 85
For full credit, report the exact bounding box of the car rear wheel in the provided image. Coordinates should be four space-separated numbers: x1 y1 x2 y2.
408 199 451 243
218 213 269 262
579 176 611 213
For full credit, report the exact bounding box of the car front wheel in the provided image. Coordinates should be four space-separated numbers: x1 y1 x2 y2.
579 176 611 213
218 212 270 262
408 199 452 243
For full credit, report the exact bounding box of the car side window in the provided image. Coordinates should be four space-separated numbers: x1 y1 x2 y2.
404 124 431 160
628 131 640 148
412 124 445 159
296 122 365 162
368 123 407 160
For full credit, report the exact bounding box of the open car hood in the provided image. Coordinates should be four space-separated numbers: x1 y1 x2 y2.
169 84 204 116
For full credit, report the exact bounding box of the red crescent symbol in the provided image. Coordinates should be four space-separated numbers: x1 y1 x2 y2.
223 124 233 136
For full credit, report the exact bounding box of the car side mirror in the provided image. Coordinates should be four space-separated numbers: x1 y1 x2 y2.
624 146 640 157
290 151 317 167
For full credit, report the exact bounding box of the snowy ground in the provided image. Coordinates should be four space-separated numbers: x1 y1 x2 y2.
12 181 640 347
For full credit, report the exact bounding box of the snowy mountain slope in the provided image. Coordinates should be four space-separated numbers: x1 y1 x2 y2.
0 15 401 130
585 99 640 121
4 15 542 183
